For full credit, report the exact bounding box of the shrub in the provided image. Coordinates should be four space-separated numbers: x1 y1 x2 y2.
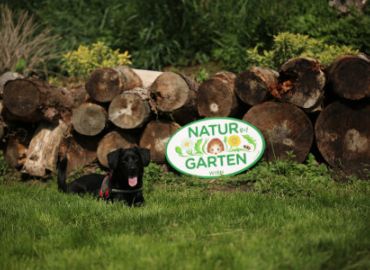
61 41 132 78
0 5 59 74
244 32 358 70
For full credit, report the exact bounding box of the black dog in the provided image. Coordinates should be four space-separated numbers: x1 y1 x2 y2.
57 147 150 206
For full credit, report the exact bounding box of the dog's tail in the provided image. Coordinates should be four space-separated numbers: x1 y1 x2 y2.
57 155 68 192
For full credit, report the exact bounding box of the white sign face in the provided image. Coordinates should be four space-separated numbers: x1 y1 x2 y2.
166 118 265 178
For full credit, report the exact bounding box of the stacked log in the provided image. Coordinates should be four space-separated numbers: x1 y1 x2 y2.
0 55 369 179
197 71 240 117
150 72 198 125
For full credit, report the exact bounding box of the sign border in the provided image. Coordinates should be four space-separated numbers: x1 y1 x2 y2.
165 117 266 178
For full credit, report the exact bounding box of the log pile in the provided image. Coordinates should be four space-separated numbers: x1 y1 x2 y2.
0 55 369 178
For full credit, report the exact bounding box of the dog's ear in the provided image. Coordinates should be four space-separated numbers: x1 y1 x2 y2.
137 147 150 167
107 148 121 170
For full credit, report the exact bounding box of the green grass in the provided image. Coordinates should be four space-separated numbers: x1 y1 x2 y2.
0 159 369 269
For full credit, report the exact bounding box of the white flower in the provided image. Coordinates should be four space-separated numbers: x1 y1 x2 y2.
181 139 194 152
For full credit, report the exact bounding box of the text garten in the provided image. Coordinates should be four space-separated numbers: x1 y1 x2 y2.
185 152 247 169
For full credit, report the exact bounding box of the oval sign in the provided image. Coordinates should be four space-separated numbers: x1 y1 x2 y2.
166 118 265 178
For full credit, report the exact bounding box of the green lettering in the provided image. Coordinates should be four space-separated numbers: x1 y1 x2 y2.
185 158 196 169
217 155 226 166
219 124 228 135
229 123 238 134
200 126 210 136
188 127 198 139
207 156 217 167
227 154 236 166
197 157 207 168
209 124 218 136
236 153 247 165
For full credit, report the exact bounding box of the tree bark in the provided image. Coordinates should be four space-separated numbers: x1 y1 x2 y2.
139 120 181 163
272 57 326 112
72 103 107 136
59 132 100 175
327 55 370 100
85 66 142 103
3 78 74 122
97 130 138 167
235 67 278 106
197 71 240 117
108 88 151 129
315 101 370 178
243 101 313 162
23 120 68 177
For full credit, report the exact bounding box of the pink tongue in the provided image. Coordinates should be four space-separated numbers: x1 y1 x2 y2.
128 177 138 187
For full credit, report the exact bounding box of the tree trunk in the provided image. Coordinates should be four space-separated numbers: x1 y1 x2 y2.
108 88 151 129
243 101 313 162
327 55 370 100
85 66 142 103
272 57 326 112
315 101 370 178
0 71 23 98
139 120 181 163
97 130 138 167
23 120 68 177
3 78 74 122
59 132 99 175
197 71 240 117
132 69 162 88
235 67 278 106
72 103 107 136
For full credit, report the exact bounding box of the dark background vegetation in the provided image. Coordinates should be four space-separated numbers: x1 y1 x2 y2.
3 0 370 71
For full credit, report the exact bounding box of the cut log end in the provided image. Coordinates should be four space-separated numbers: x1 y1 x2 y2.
275 57 325 111
150 72 191 112
72 103 107 136
197 72 238 117
97 131 137 167
109 91 151 129
315 101 370 178
243 101 313 162
114 66 143 90
3 79 41 117
328 55 370 100
85 68 122 102
236 67 278 106
139 120 181 163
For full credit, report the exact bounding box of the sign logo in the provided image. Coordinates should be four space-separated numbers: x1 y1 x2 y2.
166 118 265 178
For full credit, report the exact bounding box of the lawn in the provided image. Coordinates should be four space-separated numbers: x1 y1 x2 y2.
0 159 369 270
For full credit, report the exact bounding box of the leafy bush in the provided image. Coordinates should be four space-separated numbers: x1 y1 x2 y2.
0 4 59 74
61 41 132 78
243 32 358 69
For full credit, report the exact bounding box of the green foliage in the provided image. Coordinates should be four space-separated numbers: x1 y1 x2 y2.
61 41 131 78
4 0 370 71
195 67 210 83
243 32 358 70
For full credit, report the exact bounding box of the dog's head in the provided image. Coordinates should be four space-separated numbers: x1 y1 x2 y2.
107 147 150 189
